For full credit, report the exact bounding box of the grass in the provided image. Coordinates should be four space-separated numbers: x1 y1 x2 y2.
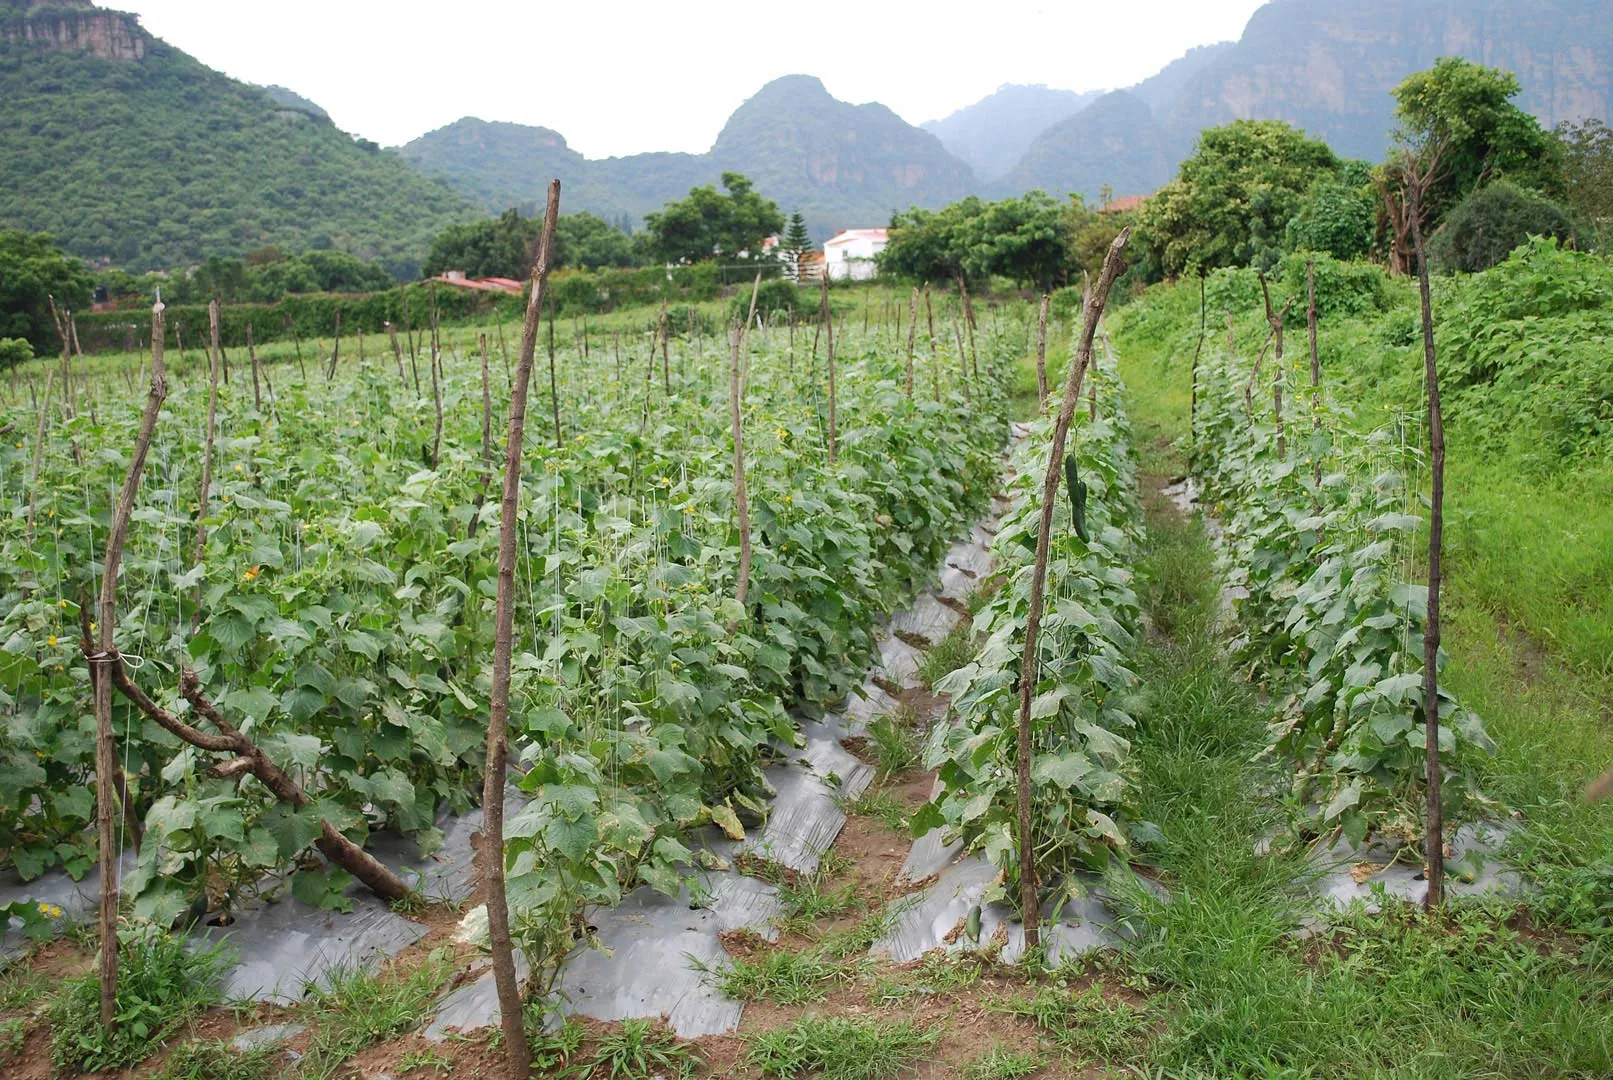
864 710 921 776
1105 468 1613 1077
569 1017 701 1079
993 984 1152 1067
698 947 859 1006
917 623 977 688
397 1046 454 1075
838 786 910 832
776 873 861 937
0 1016 24 1062
868 950 985 1004
48 924 230 1074
744 1016 940 1080
153 1038 277 1080
296 950 452 1080
961 1044 1043 1080
0 964 47 1010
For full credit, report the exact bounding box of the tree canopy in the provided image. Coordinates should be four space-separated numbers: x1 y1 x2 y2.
423 210 641 281
1391 57 1562 223
880 192 1073 290
642 173 784 265
1133 120 1342 278
0 230 92 355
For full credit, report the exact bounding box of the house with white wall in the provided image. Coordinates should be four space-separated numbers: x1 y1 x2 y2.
823 228 889 281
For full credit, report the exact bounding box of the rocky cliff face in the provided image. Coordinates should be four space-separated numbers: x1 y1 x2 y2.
1 2 146 62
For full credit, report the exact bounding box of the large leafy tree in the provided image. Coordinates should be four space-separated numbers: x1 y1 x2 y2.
1392 58 1562 222
1134 120 1339 278
554 213 641 270
423 209 641 280
881 194 1072 289
879 198 979 285
0 230 93 354
1556 118 1613 243
643 173 784 265
1286 161 1377 261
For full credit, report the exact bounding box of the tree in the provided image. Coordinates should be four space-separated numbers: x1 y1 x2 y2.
1429 182 1582 272
1286 162 1377 261
878 199 979 285
553 212 640 270
1392 58 1562 223
782 211 812 276
1134 120 1339 278
1557 119 1613 245
964 192 1071 290
300 249 395 293
643 173 784 265
422 209 535 280
0 231 93 354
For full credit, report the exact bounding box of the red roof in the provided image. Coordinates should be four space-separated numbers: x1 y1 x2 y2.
1100 195 1149 214
432 273 523 295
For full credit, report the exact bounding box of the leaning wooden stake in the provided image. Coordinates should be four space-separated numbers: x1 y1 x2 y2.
25 370 55 544
427 307 444 469
1409 171 1446 911
1014 229 1129 947
924 284 940 401
193 301 221 632
1259 274 1293 460
957 274 978 377
1034 293 1050 408
386 322 407 388
485 180 561 1078
547 291 562 448
326 309 342 381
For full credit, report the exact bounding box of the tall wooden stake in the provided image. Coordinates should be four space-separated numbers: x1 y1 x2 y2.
924 285 940 401
1034 293 1050 408
732 275 763 608
246 323 262 412
819 273 836 463
193 301 220 632
547 290 562 448
1410 171 1446 911
90 293 169 1027
904 287 919 400
1307 261 1323 491
1014 230 1129 947
485 180 560 1078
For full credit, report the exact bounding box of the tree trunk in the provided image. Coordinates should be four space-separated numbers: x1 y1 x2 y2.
1014 230 1130 947
485 180 561 1078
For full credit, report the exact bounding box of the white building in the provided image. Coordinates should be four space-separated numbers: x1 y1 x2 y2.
823 228 889 281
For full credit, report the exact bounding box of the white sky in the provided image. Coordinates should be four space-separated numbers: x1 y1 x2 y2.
116 0 1270 157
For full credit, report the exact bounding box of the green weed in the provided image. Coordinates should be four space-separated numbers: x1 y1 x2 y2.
698 947 857 1006
994 984 1151 1065
918 624 977 688
838 787 910 832
777 874 860 936
398 1046 454 1075
961 1044 1043 1080
569 1017 701 1079
744 1016 939 1079
154 1038 277 1080
0 965 47 1011
865 711 922 777
296 950 452 1080
0 1016 24 1062
48 923 230 1074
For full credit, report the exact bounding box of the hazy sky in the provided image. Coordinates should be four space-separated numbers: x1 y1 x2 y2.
117 1 1270 157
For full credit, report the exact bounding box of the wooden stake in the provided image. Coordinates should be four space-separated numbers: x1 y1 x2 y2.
485 179 561 1079
246 323 262 412
386 321 407 388
732 274 763 608
401 288 421 397
427 306 443 469
1259 275 1294 461
547 290 562 448
326 309 342 381
1014 229 1130 948
1409 164 1446 911
87 295 168 1029
1307 260 1323 492
193 301 221 632
1034 294 1050 408
819 273 837 463
904 287 919 400
924 285 940 401
25 370 54 544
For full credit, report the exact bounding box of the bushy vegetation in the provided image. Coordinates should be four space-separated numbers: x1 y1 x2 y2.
422 208 642 280
0 230 91 354
643 172 784 265
879 191 1075 290
1430 181 1583 272
0 33 475 274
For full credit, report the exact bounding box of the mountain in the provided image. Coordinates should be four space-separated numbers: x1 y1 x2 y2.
1001 91 1175 203
256 83 330 123
1002 0 1613 203
0 0 476 273
922 84 1105 182
398 75 977 240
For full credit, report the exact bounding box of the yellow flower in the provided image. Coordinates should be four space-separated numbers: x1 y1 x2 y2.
89 622 96 633
47 635 57 646
58 599 67 609
37 902 62 918
235 464 244 473
243 566 260 581
783 494 792 504
13 441 20 449
776 428 789 440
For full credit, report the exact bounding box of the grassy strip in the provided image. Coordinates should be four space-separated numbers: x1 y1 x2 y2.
1113 482 1613 1076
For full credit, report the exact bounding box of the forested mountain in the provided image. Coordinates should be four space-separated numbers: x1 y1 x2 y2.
921 84 1104 182
1002 0 1613 202
0 0 476 274
399 76 976 240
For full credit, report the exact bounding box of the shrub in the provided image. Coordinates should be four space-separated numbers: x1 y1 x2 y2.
0 337 34 368
1285 176 1376 261
1431 182 1583 273
732 277 810 322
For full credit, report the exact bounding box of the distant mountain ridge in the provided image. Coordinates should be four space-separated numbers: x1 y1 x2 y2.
922 84 1104 182
400 75 975 240
1001 0 1613 203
